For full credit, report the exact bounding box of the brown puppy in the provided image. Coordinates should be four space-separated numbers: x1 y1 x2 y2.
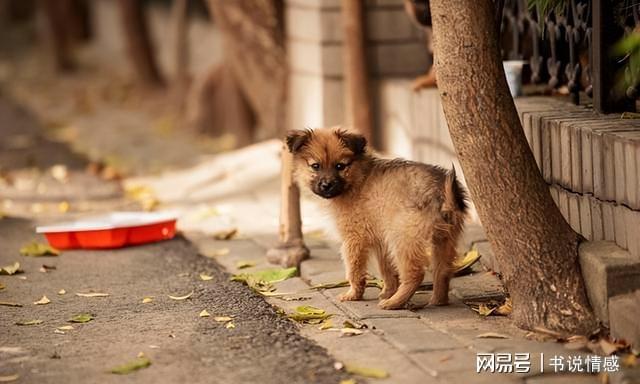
286 127 468 309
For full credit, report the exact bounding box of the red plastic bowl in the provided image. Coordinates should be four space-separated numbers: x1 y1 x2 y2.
36 212 178 249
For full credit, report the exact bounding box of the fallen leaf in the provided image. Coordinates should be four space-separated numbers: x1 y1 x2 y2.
225 322 235 329
125 185 159 212
76 292 109 297
142 297 153 304
199 273 213 281
168 291 194 300
50 164 69 183
17 276 26 280
0 374 19 382
600 339 619 355
204 248 230 258
34 295 51 305
343 320 366 329
340 328 364 336
622 354 637 368
199 309 210 318
0 282 4 290
0 301 23 307
58 201 70 213
16 319 43 326
495 298 513 316
236 261 256 269
476 332 510 339
212 228 238 240
58 289 66 295
311 278 384 290
318 319 333 330
57 325 74 330
231 267 297 293
54 329 66 335
214 316 233 322
69 314 93 323
20 242 59 257
258 291 297 297
339 380 356 384
110 356 152 374
475 304 496 317
344 364 389 379
453 247 481 274
288 305 332 323
137 352 145 358
0 262 22 275
281 296 312 301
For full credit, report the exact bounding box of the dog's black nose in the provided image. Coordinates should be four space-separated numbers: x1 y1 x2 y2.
319 180 334 192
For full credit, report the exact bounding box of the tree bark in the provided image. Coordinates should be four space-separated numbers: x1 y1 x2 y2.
171 0 190 111
117 0 164 87
206 0 287 140
40 0 75 71
430 0 597 335
341 0 374 145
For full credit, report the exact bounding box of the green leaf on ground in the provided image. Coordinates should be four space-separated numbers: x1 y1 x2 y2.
235 260 256 269
0 262 22 275
168 291 194 300
231 267 297 293
287 305 332 323
19 242 59 257
110 356 152 374
69 314 93 323
16 319 43 326
344 364 389 379
0 301 23 307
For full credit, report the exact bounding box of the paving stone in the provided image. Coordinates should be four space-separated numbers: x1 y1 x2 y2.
602 202 616 242
324 287 420 319
579 195 593 241
439 371 523 383
568 192 581 234
608 290 640 348
525 373 599 383
368 318 464 353
414 299 481 327
300 257 343 282
411 347 478 374
578 241 640 324
624 207 640 258
305 269 346 287
307 329 438 384
450 272 506 302
590 197 604 241
613 204 628 250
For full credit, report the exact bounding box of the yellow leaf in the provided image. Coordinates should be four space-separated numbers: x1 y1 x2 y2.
340 328 364 336
476 332 510 339
495 298 513 316
225 322 235 329
58 289 66 295
168 291 194 300
199 309 210 318
344 364 389 379
453 247 480 273
76 292 109 297
0 374 19 382
110 356 151 374
236 260 256 269
20 242 59 257
34 295 51 305
622 354 637 368
318 319 333 330
339 380 356 384
214 316 233 322
1 262 23 275
16 319 43 326
58 201 70 213
142 297 153 304
57 325 74 331
0 301 22 307
199 273 214 281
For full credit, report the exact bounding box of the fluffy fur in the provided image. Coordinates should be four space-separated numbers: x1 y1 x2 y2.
286 127 468 309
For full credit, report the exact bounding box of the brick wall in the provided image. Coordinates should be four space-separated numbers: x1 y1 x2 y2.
285 0 430 130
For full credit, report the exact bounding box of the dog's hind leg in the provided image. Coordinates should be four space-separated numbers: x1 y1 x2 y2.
429 234 456 306
378 242 425 309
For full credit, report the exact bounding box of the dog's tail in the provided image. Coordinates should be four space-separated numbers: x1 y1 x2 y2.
441 164 468 231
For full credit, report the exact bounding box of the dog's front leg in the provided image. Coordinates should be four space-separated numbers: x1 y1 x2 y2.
338 241 368 301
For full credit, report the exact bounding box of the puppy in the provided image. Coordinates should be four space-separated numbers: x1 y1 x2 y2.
286 127 468 309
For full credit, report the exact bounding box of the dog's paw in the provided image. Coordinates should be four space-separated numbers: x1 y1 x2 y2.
378 298 405 310
378 289 395 300
338 289 362 302
428 297 449 306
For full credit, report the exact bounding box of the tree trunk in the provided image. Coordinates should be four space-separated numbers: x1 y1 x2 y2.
341 0 374 145
171 0 190 111
117 0 164 87
40 0 75 71
430 0 597 335
206 0 287 140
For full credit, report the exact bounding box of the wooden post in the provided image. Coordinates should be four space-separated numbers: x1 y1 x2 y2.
266 145 310 267
342 0 374 144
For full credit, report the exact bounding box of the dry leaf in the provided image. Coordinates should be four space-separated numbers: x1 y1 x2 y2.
0 282 4 291
225 322 235 329
344 364 389 379
340 328 364 336
476 332 510 339
16 319 43 326
20 242 59 257
58 289 66 295
495 298 513 315
0 262 22 275
168 291 193 300
599 339 619 355
0 374 19 382
318 319 333 330
212 228 238 240
214 316 233 322
454 247 481 274
622 354 637 368
57 325 74 331
76 292 109 298
199 309 210 318
339 380 356 384
54 329 66 335
236 261 255 269
476 304 496 317
34 295 51 305
0 301 23 307
288 305 332 323
58 201 70 213
199 273 213 281
142 297 153 304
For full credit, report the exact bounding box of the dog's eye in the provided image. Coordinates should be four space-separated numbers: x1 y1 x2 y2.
310 163 320 170
335 163 347 171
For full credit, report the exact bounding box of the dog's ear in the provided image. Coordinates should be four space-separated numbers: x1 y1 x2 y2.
336 130 367 156
285 129 312 153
